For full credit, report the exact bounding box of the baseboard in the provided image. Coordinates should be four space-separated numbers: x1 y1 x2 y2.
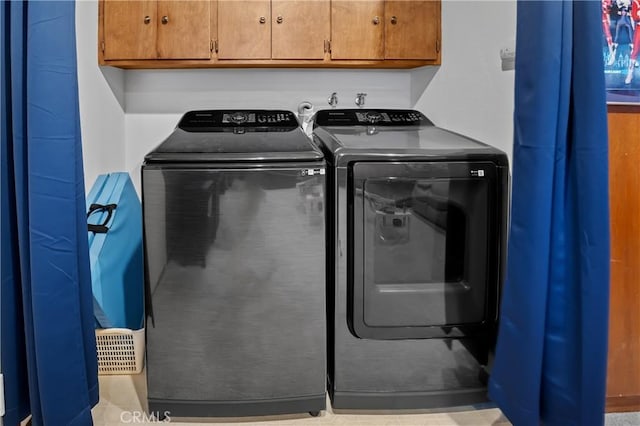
606 394 640 412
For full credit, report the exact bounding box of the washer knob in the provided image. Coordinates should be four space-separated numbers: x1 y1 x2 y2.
231 112 248 123
365 112 382 124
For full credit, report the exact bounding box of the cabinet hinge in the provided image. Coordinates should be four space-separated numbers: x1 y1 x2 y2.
101 41 105 53
436 39 440 53
324 40 331 54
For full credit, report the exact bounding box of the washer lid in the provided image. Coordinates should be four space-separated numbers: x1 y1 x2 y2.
145 110 324 163
313 109 503 154
318 126 493 151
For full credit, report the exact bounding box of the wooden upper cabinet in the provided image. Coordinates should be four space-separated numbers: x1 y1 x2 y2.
103 0 157 60
218 0 271 59
102 0 211 61
99 0 441 67
272 0 329 60
385 0 439 60
157 1 211 59
331 0 385 60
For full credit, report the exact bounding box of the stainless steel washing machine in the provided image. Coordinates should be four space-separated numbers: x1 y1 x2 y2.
313 109 509 410
142 110 326 417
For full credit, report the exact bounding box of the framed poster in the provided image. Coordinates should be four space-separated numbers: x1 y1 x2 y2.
603 0 640 103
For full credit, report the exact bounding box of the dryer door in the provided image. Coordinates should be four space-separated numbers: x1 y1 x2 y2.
349 161 500 339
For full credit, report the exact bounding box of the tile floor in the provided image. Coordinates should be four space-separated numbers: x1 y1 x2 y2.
92 372 512 426
93 372 640 425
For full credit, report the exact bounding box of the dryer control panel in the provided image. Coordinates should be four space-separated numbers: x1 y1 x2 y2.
314 109 431 127
178 110 299 132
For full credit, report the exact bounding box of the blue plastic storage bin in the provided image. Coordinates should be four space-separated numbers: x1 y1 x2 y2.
86 172 144 330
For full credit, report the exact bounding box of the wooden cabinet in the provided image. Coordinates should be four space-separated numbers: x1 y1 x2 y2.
218 0 329 60
385 0 439 60
157 1 212 59
103 0 157 60
331 0 384 60
331 0 439 61
218 0 271 59
102 0 211 60
272 0 330 60
99 0 440 68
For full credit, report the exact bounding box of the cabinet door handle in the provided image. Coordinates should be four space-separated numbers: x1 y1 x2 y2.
259 16 266 24
276 15 283 24
372 16 380 25
143 16 151 25
390 15 398 25
161 15 169 24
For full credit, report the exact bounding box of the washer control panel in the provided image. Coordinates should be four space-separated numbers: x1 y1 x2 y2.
179 110 299 131
314 109 429 127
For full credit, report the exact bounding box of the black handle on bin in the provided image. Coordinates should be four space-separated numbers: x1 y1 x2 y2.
87 203 117 233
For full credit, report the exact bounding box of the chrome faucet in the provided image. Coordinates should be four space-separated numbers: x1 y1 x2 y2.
328 92 338 108
355 93 367 108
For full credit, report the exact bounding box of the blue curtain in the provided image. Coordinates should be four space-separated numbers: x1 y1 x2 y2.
1 1 99 425
489 1 610 425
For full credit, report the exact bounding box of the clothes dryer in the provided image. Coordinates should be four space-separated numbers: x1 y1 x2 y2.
313 109 509 409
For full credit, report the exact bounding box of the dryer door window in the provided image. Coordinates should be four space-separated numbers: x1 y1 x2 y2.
350 161 499 339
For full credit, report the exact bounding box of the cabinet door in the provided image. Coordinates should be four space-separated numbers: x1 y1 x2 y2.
103 0 157 60
272 0 329 60
385 0 439 60
157 1 211 59
218 0 271 59
331 0 384 60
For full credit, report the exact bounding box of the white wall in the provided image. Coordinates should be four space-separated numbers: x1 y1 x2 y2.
415 1 517 161
125 113 181 192
76 0 126 192
125 68 412 113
